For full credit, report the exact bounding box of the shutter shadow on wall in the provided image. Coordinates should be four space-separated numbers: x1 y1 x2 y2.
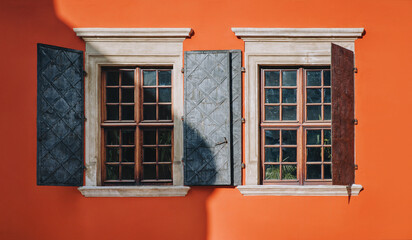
184 50 242 186
331 43 355 185
37 44 84 186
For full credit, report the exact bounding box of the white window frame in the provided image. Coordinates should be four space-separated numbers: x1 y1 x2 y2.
74 28 192 197
232 28 364 196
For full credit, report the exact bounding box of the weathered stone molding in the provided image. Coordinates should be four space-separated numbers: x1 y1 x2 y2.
237 184 363 196
79 186 190 197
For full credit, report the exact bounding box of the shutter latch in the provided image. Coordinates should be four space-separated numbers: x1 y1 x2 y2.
354 67 358 73
354 164 358 170
181 68 184 73
181 116 184 121
241 67 246 73
241 118 245 123
353 119 358 125
241 163 246 169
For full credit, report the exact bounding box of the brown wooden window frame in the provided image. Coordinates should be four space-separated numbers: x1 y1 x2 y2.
260 66 332 185
101 67 173 185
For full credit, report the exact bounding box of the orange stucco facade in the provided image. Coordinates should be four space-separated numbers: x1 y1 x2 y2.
1 0 412 239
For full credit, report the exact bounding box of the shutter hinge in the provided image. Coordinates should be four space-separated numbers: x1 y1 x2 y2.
353 119 358 125
181 116 184 121
241 163 245 169
354 164 358 170
181 68 184 73
241 67 246 73
354 67 358 73
83 70 87 77
82 165 87 170
241 117 245 123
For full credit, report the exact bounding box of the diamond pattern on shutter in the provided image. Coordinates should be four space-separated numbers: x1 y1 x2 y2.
37 44 84 186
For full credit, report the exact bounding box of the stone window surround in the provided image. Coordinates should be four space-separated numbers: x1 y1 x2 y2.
232 28 364 196
74 28 192 197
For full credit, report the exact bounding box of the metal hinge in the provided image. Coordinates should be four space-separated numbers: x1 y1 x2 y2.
354 164 358 170
181 68 184 73
353 119 358 125
241 67 246 73
241 163 246 169
181 116 184 121
83 70 88 77
82 165 87 170
354 67 358 73
241 118 245 123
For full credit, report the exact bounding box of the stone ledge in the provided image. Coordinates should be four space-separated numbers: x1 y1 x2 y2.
74 28 193 38
78 186 190 197
232 28 364 39
237 184 363 196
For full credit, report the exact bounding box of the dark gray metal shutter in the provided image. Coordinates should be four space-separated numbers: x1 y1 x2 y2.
184 50 242 186
331 43 355 185
37 43 84 186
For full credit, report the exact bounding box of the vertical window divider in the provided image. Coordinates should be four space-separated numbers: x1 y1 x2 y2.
135 67 140 183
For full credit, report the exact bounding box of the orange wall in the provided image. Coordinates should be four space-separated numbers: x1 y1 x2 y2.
1 0 412 239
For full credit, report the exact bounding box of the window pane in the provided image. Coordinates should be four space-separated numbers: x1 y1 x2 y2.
159 88 171 102
282 106 296 120
282 147 296 162
159 70 172 85
307 88 321 103
323 70 331 86
265 147 279 162
121 105 134 120
121 71 134 86
265 106 279 121
324 105 331 120
107 72 119 86
282 165 297 180
106 165 119 180
106 148 119 162
122 129 134 145
323 88 331 103
159 147 171 162
282 130 297 145
265 89 279 103
324 147 332 162
121 88 134 103
143 88 156 103
265 130 280 145
307 71 321 86
106 105 119 120
307 105 321 120
307 147 322 162
282 71 297 86
159 105 171 120
121 148 134 162
159 130 172 145
107 129 119 145
106 88 119 103
143 130 156 145
143 71 156 86
324 164 332 179
143 105 156 120
265 71 280 86
307 164 321 179
143 148 156 162
323 130 331 145
307 130 321 145
282 88 296 103
121 165 134 180
158 164 172 179
265 165 280 180
143 165 156 179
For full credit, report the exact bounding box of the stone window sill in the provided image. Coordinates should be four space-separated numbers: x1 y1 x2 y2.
78 186 190 197
237 184 363 196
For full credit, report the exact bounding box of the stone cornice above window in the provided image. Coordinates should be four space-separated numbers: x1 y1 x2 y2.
74 28 193 40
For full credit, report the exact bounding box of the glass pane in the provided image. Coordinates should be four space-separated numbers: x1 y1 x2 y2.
121 165 134 180
282 147 296 162
121 148 134 162
324 164 332 179
106 71 119 86
159 88 171 102
121 71 134 86
143 130 156 145
282 106 296 120
159 164 172 179
282 89 296 103
324 105 331 120
106 148 119 162
106 129 119 145
265 130 280 145
282 165 297 180
282 71 297 86
307 164 321 179
307 105 322 120
323 70 331 86
323 130 331 145
282 130 297 145
307 88 321 103
159 70 172 86
307 130 321 145
265 89 279 103
143 165 156 179
307 71 322 86
159 105 171 120
106 88 119 103
121 105 134 120
265 165 280 180
307 147 322 162
106 105 119 120
159 130 172 145
143 88 156 103
159 147 171 162
324 147 332 162
143 71 156 86
143 105 156 120
121 88 134 103
122 129 134 145
106 165 119 180
265 106 279 121
265 147 279 162
323 88 331 103
265 71 280 86
143 148 156 162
